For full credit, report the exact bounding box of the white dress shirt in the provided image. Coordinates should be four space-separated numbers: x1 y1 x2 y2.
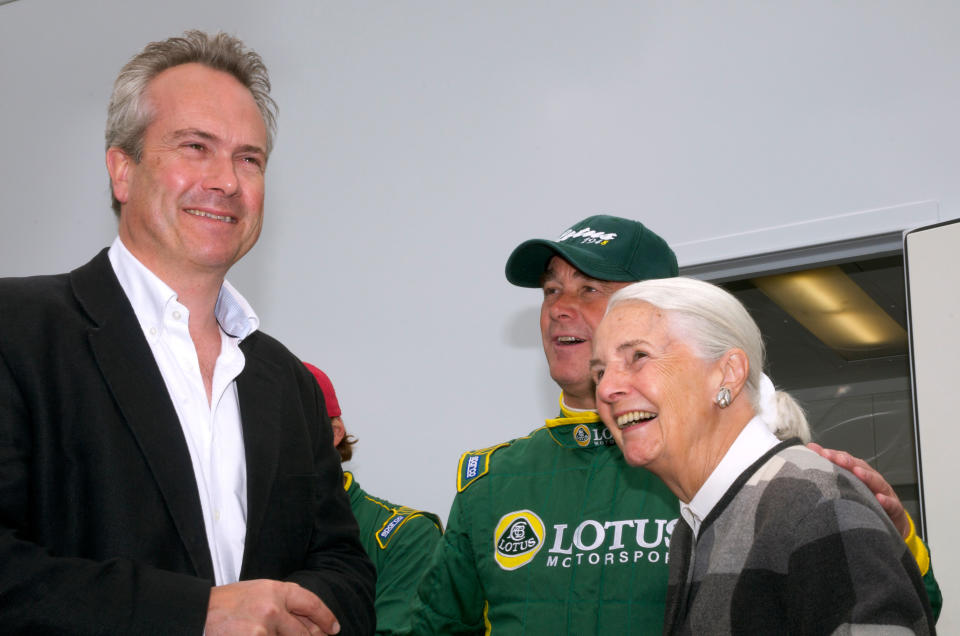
108 237 259 585
679 415 780 538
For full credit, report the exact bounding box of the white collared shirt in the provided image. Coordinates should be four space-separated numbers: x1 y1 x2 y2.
108 237 259 585
679 415 780 538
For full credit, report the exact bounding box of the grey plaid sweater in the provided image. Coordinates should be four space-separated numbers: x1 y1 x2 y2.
663 440 935 635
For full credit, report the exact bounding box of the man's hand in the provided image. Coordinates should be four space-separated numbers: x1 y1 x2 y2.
807 442 910 538
205 579 340 635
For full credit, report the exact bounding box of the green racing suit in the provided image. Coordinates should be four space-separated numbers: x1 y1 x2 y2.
345 471 443 635
412 401 678 634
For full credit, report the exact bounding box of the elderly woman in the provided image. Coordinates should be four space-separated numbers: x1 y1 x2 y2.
590 277 934 635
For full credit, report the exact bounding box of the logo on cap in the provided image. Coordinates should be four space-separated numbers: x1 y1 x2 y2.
573 424 591 447
557 227 618 246
493 510 545 571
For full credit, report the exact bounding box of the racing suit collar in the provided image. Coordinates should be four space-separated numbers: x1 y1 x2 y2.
545 393 616 448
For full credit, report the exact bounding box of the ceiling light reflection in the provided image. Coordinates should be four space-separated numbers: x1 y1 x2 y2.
752 266 907 360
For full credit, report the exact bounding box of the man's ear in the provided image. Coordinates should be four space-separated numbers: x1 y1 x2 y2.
719 348 750 400
105 147 133 207
330 416 346 447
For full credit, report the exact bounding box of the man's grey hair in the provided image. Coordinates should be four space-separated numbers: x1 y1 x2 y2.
105 30 278 216
606 277 809 440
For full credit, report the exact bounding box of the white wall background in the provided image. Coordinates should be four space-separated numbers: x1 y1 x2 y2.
1 0 957 596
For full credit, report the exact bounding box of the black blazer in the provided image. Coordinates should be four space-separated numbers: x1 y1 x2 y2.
0 250 375 634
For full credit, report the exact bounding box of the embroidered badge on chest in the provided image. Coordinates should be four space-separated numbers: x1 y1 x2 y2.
573 424 591 447
493 510 545 571
572 423 617 447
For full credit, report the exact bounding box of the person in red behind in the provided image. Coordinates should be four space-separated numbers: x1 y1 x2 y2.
305 363 443 635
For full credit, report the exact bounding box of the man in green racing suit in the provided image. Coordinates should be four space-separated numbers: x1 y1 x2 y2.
412 215 941 634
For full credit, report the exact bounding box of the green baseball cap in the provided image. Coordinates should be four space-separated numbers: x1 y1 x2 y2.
505 214 678 287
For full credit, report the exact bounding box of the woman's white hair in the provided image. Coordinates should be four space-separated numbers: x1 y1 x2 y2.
606 277 810 442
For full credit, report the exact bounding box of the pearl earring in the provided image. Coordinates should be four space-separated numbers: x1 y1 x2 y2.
716 387 732 409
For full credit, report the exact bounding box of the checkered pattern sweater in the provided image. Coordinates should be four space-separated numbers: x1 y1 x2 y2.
663 440 935 635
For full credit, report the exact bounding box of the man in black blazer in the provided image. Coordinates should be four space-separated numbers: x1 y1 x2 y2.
0 31 375 634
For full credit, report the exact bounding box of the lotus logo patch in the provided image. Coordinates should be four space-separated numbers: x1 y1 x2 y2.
573 424 591 447
494 510 545 571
